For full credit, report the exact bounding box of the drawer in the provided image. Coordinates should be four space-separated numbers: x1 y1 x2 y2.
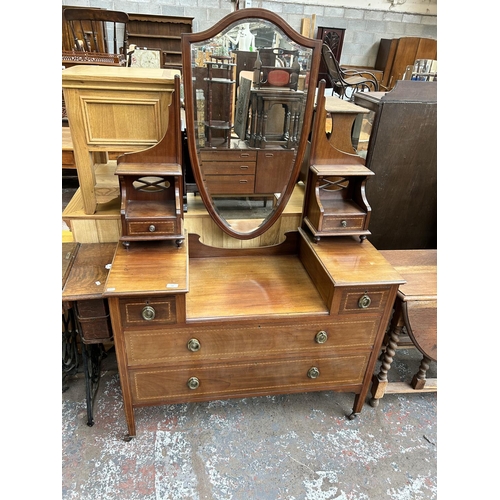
204 174 255 194
62 150 76 168
119 297 177 327
127 219 179 236
200 150 257 162
75 299 113 343
336 286 393 315
202 162 256 175
322 215 366 232
130 353 370 404
124 319 380 366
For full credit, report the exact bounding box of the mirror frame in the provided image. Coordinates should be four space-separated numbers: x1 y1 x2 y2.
182 8 322 240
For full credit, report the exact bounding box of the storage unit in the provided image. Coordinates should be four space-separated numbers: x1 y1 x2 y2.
127 13 193 71
354 81 437 250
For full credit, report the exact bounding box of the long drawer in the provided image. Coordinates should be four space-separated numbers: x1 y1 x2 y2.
124 318 381 367
129 352 370 404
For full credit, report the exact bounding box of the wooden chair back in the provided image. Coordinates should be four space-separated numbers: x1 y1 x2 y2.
253 47 300 91
63 8 129 55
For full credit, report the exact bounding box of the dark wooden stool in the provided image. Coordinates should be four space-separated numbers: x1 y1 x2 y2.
370 249 437 406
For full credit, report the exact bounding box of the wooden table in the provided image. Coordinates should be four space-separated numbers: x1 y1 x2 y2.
369 249 437 406
62 242 117 426
62 66 180 215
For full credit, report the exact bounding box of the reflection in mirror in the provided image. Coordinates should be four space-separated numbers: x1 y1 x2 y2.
182 9 321 239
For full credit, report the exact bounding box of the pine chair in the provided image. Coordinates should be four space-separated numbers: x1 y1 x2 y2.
321 43 378 101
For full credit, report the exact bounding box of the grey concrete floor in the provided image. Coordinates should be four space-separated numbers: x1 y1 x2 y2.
62 346 437 500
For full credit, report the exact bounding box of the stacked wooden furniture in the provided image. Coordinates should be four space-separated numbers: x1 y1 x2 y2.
62 66 180 215
63 9 410 439
375 37 437 91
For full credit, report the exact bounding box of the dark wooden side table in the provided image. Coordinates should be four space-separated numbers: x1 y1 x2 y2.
62 243 117 426
369 249 437 406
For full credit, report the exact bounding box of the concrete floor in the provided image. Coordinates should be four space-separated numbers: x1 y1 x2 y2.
62 345 437 500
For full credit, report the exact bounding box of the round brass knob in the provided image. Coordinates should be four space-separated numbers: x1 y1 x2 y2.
187 338 201 352
315 331 328 344
149 224 156 232
187 377 200 390
307 367 320 379
341 220 347 227
141 305 156 321
358 294 371 309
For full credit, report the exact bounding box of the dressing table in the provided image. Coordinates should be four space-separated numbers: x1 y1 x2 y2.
100 9 404 439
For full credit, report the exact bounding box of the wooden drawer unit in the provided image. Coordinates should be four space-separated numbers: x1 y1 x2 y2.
129 353 370 404
200 149 257 195
124 318 381 367
105 232 404 439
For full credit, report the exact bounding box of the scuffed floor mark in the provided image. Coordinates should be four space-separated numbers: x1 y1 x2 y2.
387 473 437 500
154 431 199 500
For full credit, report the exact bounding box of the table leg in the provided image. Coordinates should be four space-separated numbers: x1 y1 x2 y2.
369 300 403 407
411 355 432 390
80 342 106 427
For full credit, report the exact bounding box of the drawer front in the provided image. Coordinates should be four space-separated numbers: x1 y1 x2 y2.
200 150 257 162
130 353 370 404
322 215 366 232
119 297 177 327
62 150 76 167
336 286 393 315
204 174 255 194
125 319 380 366
127 220 179 236
202 162 256 175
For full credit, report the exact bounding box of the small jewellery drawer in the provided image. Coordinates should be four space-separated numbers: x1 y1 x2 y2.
124 319 380 366
130 353 370 404
322 215 366 231
127 220 179 236
336 286 393 315
119 297 177 327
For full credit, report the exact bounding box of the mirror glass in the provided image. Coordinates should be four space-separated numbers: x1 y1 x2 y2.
183 10 320 239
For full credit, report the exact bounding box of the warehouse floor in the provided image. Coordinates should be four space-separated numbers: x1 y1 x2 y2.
62 344 437 500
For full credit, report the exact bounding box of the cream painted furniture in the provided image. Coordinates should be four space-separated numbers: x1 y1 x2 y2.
62 66 180 214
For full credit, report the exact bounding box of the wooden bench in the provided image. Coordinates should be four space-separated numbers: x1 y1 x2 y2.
369 249 437 406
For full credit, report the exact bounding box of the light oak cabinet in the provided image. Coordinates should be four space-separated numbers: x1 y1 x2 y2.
62 66 180 214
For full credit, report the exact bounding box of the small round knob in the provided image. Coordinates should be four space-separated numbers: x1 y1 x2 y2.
358 294 371 309
141 305 156 321
341 220 347 227
187 377 200 390
187 338 201 352
315 331 328 344
307 367 320 379
149 224 156 232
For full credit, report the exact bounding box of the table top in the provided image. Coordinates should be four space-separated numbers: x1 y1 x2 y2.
380 250 436 301
62 243 117 301
323 95 370 114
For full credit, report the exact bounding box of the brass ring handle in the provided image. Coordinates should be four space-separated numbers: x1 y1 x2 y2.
187 338 201 352
358 294 371 309
149 224 156 232
315 331 328 344
307 367 320 379
187 377 200 390
341 220 347 227
141 305 156 321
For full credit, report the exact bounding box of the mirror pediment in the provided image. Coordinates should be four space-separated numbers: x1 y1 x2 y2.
182 9 321 239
